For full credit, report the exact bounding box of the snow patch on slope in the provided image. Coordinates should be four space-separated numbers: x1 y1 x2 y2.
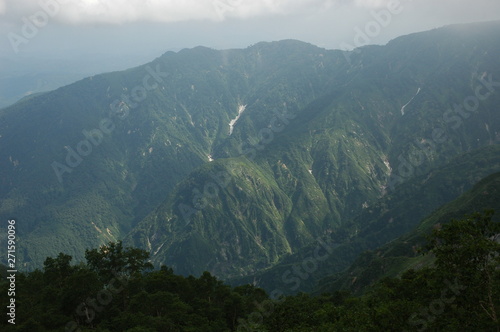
401 87 421 115
229 104 246 135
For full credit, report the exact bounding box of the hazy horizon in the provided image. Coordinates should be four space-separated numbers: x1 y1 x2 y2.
2 0 500 58
1 0 500 108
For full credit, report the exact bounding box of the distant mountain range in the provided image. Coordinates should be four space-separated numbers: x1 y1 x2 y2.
0 53 157 109
1 21 500 291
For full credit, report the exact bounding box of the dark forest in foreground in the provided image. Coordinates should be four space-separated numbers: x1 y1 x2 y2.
2 211 499 331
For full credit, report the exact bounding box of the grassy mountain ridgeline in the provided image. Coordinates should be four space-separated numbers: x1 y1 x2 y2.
0 22 499 278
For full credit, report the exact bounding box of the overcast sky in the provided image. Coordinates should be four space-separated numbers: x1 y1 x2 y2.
1 0 500 70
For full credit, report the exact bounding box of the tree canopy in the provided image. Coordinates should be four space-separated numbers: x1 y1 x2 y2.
1 211 499 331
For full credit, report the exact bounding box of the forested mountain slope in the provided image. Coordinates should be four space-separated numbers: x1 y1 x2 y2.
0 22 499 279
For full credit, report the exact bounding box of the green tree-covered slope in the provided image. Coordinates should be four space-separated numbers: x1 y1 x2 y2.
228 145 500 293
318 170 500 295
2 212 498 331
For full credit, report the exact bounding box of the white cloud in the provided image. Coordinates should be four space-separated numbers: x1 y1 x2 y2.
354 0 391 8
3 0 500 26
3 0 496 27
1 0 334 25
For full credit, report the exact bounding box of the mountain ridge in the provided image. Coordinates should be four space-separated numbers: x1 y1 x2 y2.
0 22 499 282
